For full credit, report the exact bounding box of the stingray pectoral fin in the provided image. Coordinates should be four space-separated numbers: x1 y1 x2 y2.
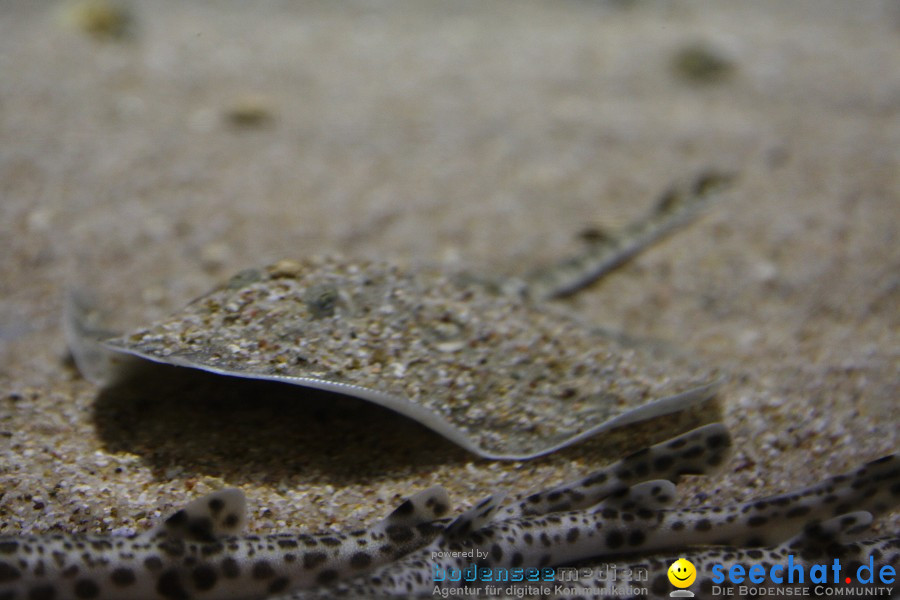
149 488 247 542
443 493 508 541
381 485 452 527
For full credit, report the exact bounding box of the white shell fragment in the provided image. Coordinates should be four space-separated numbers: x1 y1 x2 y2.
68 256 719 460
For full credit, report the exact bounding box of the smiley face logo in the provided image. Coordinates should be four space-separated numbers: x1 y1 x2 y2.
667 558 697 588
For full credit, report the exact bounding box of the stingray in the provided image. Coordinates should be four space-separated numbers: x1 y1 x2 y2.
66 172 731 459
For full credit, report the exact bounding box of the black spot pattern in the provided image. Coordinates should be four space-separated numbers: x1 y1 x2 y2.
0 561 21 583
253 560 275 579
490 544 503 562
350 552 372 569
707 432 729 449
393 500 414 517
786 505 811 518
269 577 290 594
653 455 675 472
386 525 414 543
165 510 187 529
221 557 241 578
223 513 240 528
28 586 56 600
583 472 608 486
157 569 189 600
0 542 19 555
187 518 215 542
73 579 99 599
208 498 224 515
191 565 218 590
606 531 624 549
316 569 338 585
303 551 327 569
110 567 136 587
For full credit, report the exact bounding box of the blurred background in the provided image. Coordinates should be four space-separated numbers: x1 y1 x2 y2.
1 0 897 536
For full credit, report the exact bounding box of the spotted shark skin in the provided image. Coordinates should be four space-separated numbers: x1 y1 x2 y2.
494 422 732 522
277 453 900 598
0 485 451 600
494 512 900 599
4 424 895 600
0 424 729 600
552 512 900 599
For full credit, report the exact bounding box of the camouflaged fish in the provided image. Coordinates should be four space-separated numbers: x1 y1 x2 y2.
0 424 729 600
66 173 731 459
277 446 900 598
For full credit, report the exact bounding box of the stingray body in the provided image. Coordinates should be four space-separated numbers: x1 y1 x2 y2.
66 173 731 459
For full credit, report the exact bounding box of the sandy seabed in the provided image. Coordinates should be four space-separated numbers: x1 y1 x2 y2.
1 0 897 564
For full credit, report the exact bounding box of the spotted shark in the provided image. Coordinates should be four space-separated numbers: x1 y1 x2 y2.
0 484 450 600
277 449 900 598
2 424 897 600
547 512 900 599
0 424 730 600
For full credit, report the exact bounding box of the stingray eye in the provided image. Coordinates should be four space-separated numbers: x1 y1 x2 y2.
304 284 339 318
226 268 263 289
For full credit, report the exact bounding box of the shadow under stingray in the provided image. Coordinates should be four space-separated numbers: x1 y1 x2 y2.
91 360 722 487
92 361 472 485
